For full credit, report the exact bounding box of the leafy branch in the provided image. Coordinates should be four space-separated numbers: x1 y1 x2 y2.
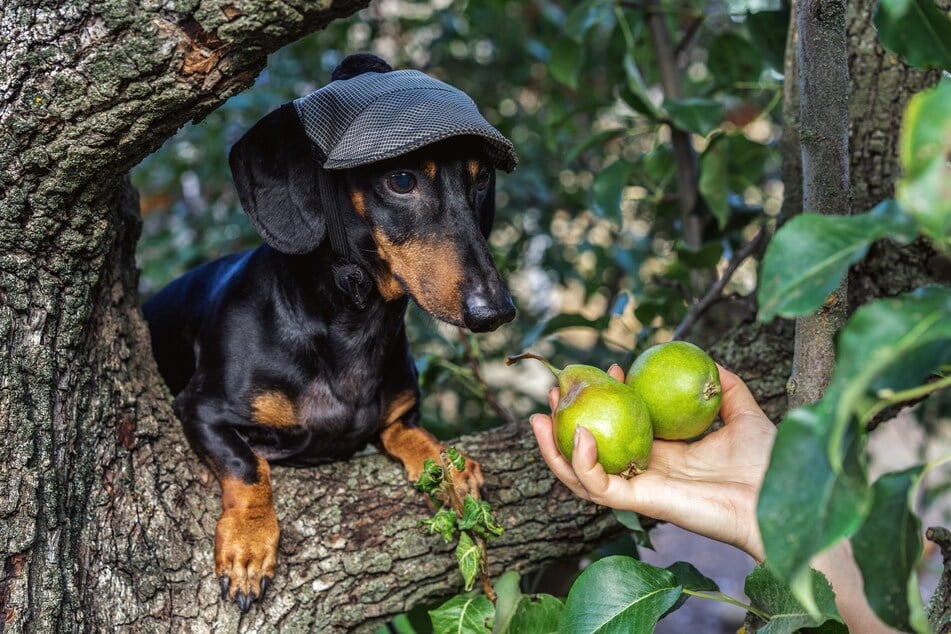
416 448 504 602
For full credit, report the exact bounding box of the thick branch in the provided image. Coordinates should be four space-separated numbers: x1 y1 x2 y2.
789 0 851 408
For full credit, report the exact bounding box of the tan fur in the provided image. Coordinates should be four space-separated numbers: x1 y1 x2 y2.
251 392 296 428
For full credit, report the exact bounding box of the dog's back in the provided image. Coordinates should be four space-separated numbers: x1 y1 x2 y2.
143 249 254 395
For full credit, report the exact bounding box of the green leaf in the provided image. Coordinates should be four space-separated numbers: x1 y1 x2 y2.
746 9 790 71
757 404 869 606
707 31 763 88
593 159 635 219
507 594 564 634
459 495 504 539
414 459 445 493
829 286 951 440
874 0 951 70
676 241 723 269
699 140 729 228
559 556 682 633
757 201 917 321
492 571 523 634
612 509 654 549
896 78 951 244
666 562 719 593
456 531 482 592
744 565 846 634
663 98 724 136
663 561 719 615
564 0 615 43
430 593 494 634
419 507 459 543
622 52 662 120
492 571 565 634
447 447 467 472
550 37 584 90
852 467 928 633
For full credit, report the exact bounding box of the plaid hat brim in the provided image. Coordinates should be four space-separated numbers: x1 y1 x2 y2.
293 70 518 172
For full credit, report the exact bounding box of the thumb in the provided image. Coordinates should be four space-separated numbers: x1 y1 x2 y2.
717 364 769 425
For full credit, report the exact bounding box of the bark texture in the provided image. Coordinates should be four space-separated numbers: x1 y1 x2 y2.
788 0 851 410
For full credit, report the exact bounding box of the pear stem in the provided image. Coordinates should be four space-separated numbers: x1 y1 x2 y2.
505 352 561 376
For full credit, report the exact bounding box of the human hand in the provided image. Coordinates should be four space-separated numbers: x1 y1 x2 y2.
530 364 775 561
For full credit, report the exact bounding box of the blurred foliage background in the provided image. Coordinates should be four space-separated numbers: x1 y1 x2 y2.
134 0 786 438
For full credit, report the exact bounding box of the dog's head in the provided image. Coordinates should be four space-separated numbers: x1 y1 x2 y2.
228 54 517 332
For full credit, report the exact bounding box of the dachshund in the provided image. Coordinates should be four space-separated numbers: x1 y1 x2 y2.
143 54 517 611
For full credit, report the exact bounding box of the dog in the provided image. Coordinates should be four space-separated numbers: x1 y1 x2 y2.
142 53 518 612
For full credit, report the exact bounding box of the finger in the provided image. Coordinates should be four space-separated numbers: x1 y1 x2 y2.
607 364 625 382
529 415 589 499
570 427 616 502
716 364 770 425
548 386 559 412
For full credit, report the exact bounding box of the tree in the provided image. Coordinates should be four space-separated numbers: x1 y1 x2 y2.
1 1 948 633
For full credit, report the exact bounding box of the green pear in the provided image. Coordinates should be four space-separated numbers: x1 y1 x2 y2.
507 353 652 477
626 341 722 440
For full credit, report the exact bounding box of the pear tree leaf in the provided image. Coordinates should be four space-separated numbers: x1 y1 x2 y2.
506 594 564 634
828 286 951 451
707 31 763 88
550 37 584 90
414 458 445 493
746 9 790 71
430 593 494 634
663 561 719 615
593 159 636 220
613 509 654 549
851 467 929 633
744 565 846 634
874 0 951 71
757 201 917 321
896 78 951 245
622 52 662 120
559 556 682 633
419 507 458 543
456 531 483 592
564 0 615 43
492 571 564 634
664 98 724 136
459 495 504 539
492 571 523 634
446 446 467 472
699 139 729 228
757 403 869 609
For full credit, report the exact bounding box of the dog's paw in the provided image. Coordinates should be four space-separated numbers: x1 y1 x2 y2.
450 451 485 500
214 506 279 612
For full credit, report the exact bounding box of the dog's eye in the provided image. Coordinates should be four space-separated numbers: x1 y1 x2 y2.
475 170 491 191
387 172 417 194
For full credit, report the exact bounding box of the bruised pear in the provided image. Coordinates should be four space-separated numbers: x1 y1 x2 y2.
507 353 652 477
626 341 721 440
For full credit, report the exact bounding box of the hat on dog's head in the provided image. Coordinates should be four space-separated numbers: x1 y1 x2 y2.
293 54 518 172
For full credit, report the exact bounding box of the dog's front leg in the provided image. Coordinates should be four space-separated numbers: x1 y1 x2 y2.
378 418 485 500
180 401 280 612
214 455 279 612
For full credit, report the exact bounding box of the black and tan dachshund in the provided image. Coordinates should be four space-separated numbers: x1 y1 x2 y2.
143 55 516 611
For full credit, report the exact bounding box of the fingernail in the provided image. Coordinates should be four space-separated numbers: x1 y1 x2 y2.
529 414 539 428
574 427 581 449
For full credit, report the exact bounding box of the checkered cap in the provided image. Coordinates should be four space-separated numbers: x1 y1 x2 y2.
293 70 518 172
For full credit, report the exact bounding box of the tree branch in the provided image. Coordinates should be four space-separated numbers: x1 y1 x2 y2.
788 0 851 408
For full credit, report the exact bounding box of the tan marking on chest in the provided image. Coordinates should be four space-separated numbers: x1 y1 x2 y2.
384 390 418 426
251 392 297 428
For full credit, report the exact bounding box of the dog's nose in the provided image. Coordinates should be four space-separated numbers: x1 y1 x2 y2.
463 294 516 333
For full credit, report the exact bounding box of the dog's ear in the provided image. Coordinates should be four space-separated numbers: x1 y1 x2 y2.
479 171 497 239
228 103 325 254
